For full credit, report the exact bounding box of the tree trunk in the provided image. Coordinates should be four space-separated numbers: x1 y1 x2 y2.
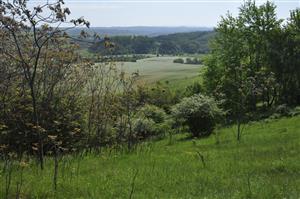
29 82 44 170
53 147 58 190
237 117 241 141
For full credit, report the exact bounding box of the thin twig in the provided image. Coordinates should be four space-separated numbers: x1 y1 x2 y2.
129 169 139 199
196 151 206 168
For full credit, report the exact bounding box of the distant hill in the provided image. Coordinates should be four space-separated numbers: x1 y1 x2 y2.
67 26 213 37
88 31 216 55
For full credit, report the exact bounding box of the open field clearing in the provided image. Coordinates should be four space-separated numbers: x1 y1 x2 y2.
116 56 203 86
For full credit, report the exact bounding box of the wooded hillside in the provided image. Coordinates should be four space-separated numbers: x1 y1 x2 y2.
88 31 215 55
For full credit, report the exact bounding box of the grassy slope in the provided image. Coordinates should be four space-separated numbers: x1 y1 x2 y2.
1 116 300 198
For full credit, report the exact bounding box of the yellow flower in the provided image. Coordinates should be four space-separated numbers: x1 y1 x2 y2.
20 161 29 168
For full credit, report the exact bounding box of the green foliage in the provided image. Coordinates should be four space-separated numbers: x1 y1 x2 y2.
138 104 166 123
133 104 168 139
172 94 223 137
97 55 150 62
156 31 215 54
289 106 300 117
133 118 157 139
173 58 184 64
136 82 180 112
275 104 291 116
89 31 215 55
185 57 202 65
271 8 300 105
184 82 203 97
173 57 202 65
0 43 88 157
203 1 300 126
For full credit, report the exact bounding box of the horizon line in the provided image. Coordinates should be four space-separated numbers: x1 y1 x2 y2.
27 0 300 3
69 26 214 28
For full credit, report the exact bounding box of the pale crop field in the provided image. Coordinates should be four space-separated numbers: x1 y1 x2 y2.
116 56 203 85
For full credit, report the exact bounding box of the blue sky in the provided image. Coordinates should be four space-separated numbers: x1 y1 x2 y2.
30 0 300 27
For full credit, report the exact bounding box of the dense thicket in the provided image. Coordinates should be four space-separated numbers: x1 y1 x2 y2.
0 0 183 165
0 0 162 167
0 0 92 168
88 31 215 55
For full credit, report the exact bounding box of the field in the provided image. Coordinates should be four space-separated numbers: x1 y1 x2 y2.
116 56 204 89
2 116 300 198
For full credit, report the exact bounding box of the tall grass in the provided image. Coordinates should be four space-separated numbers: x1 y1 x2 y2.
1 116 300 198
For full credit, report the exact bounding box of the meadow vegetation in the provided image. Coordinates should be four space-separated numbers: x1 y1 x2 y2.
0 0 299 198
1 116 300 198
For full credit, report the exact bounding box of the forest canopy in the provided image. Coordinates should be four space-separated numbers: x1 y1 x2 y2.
88 31 215 55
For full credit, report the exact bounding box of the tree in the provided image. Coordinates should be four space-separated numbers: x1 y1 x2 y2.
173 58 184 64
203 0 290 140
238 1 282 110
118 72 140 150
85 62 121 149
269 9 300 105
172 94 223 137
0 0 90 169
205 11 250 139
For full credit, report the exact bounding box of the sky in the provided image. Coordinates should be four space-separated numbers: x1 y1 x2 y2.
28 0 300 27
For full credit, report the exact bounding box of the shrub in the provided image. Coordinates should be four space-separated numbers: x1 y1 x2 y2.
275 104 291 116
185 82 202 97
271 105 300 118
136 83 179 112
173 58 184 64
172 94 223 137
185 57 202 65
138 104 166 123
289 106 300 117
133 118 157 139
133 104 168 139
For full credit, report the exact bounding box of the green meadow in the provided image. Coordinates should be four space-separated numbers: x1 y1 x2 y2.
2 116 300 198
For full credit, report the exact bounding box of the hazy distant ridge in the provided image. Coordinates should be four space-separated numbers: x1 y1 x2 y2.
67 26 214 37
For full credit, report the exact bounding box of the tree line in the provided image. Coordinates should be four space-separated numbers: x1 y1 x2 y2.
88 31 215 55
